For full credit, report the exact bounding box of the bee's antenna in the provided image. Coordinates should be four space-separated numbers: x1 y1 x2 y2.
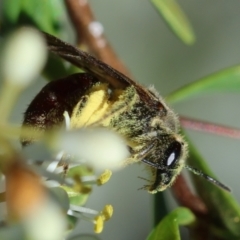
141 159 231 192
185 165 231 192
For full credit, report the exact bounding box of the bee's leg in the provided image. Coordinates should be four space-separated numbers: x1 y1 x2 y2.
123 139 158 166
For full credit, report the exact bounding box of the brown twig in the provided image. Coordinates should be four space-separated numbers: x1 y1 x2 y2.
180 116 240 140
64 0 132 78
172 175 208 215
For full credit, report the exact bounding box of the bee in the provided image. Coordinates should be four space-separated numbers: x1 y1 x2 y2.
22 32 230 193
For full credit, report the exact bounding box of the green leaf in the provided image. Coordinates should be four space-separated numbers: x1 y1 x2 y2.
43 55 69 81
43 55 83 82
2 0 22 23
166 66 240 104
186 136 240 237
147 207 195 240
150 0 195 45
154 192 168 226
21 0 65 34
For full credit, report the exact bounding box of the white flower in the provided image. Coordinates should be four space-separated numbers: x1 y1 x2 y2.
23 199 67 240
57 127 130 171
2 27 47 87
23 197 67 240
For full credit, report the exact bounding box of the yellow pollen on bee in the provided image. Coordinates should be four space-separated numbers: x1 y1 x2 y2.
70 84 110 128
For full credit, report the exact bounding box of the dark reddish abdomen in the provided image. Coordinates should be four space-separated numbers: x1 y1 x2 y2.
22 73 98 145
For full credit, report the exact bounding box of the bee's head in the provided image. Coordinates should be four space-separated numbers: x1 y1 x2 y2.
143 137 231 193
143 139 188 193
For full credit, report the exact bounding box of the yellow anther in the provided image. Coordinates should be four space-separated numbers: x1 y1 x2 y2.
101 205 113 221
94 215 104 233
97 169 112 185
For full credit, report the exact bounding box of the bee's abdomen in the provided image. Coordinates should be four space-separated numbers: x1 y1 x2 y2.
22 73 98 145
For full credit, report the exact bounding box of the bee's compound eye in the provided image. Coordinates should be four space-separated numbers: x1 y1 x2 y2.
165 141 182 166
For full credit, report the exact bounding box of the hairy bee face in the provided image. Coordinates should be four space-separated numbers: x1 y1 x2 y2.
22 32 189 193
145 139 187 193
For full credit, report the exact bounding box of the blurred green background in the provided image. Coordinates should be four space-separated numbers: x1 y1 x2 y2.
2 0 240 239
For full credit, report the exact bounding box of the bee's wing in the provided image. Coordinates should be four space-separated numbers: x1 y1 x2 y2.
44 32 130 89
43 32 164 110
